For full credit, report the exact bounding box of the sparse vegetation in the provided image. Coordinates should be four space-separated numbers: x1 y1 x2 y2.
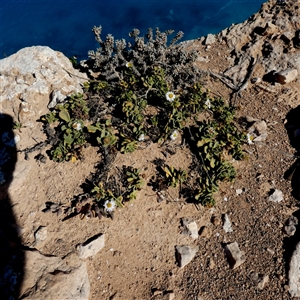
41 26 248 219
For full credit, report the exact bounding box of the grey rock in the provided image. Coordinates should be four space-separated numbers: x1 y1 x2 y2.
248 120 268 143
223 55 251 85
77 234 105 259
235 189 243 195
211 215 221 226
284 215 298 236
0 46 87 127
287 215 298 226
199 226 212 238
222 214 233 233
224 242 246 269
205 34 216 45
34 226 48 246
20 251 89 300
289 242 300 297
268 189 283 203
168 292 175 300
285 225 296 236
274 69 298 84
258 275 269 290
181 218 199 239
48 90 67 109
175 245 199 268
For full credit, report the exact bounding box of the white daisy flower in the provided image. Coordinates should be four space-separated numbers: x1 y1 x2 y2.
126 61 133 68
166 91 176 102
72 122 82 131
246 133 254 144
104 199 116 213
205 99 211 109
138 134 145 141
170 130 179 141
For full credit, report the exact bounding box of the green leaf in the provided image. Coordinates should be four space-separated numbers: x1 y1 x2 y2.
197 139 207 147
210 158 215 169
59 110 71 123
87 125 100 133
64 134 74 145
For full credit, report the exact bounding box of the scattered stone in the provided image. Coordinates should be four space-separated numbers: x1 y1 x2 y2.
222 214 233 233
211 215 221 226
274 69 298 84
248 120 268 142
168 292 175 300
284 215 298 236
287 215 298 226
34 226 48 246
224 242 246 269
205 33 216 45
258 275 269 290
199 226 212 238
289 242 300 297
268 189 284 203
153 289 163 296
236 189 243 195
77 234 105 259
285 224 296 236
209 257 215 269
175 245 199 268
181 218 199 239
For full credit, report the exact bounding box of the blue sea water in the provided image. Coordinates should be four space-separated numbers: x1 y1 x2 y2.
0 0 265 61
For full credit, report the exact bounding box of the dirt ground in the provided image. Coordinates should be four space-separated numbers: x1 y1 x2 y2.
84 42 300 300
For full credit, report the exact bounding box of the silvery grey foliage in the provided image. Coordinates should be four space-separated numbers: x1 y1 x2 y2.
88 26 200 89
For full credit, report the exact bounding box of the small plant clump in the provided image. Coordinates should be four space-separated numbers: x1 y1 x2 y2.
43 166 144 220
41 26 248 219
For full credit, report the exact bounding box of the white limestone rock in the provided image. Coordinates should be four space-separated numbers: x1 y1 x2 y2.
224 242 245 269
20 251 90 300
0 46 87 127
222 214 233 233
181 218 199 239
274 69 298 84
268 189 283 203
77 234 105 259
205 33 216 45
175 245 199 268
289 242 300 297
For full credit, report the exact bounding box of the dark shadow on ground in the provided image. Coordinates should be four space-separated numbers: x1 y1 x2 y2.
0 114 24 299
283 105 300 280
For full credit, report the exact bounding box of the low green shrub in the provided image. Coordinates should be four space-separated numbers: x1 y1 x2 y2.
41 27 248 219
